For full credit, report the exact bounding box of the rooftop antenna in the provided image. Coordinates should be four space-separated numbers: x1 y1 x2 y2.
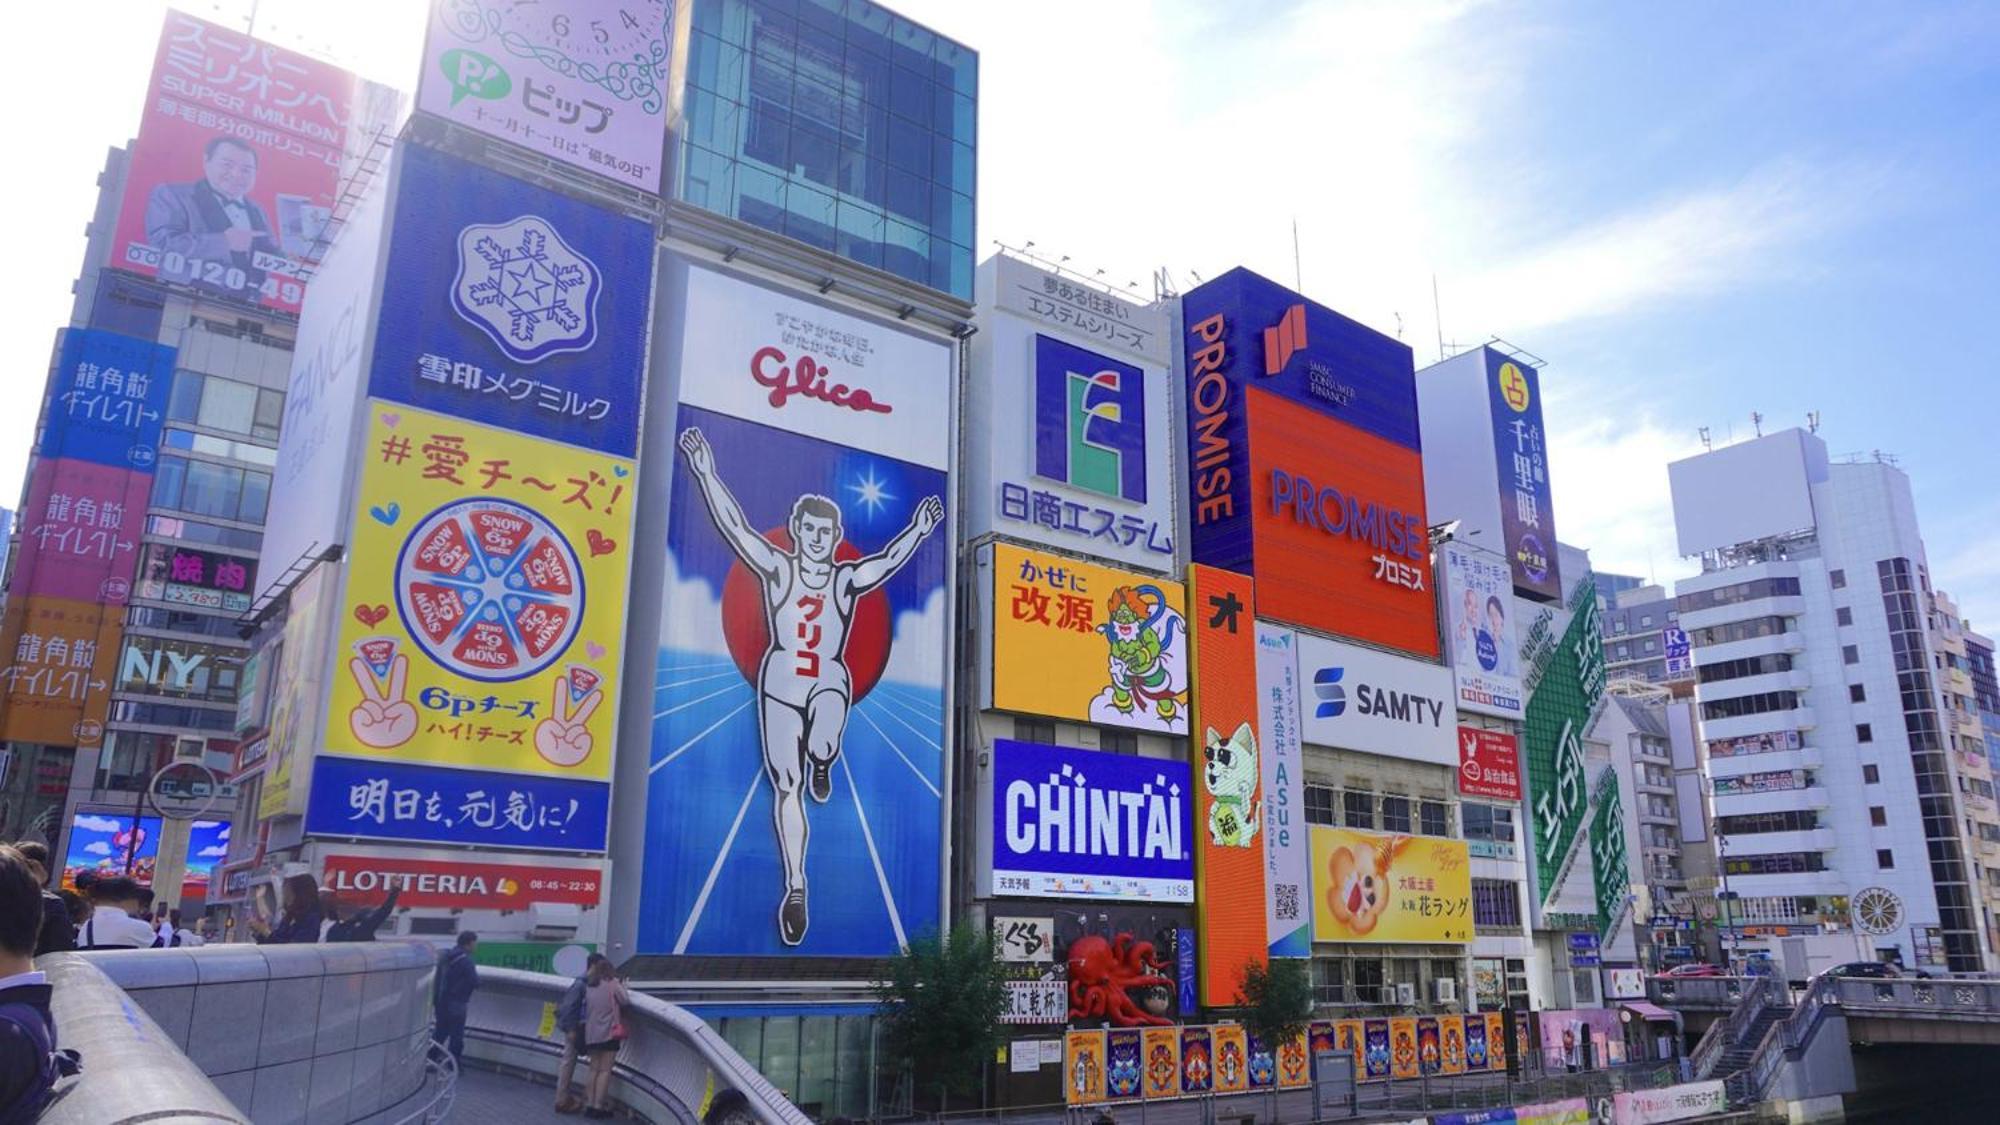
1698 427 1712 451
1751 411 1764 437
1292 218 1303 293
1394 311 1404 340
1806 410 1821 434
1432 274 1445 362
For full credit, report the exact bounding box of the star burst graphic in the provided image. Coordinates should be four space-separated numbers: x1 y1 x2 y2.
847 465 895 518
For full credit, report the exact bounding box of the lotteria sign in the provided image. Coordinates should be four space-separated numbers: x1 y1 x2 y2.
319 849 602 911
1294 632 1455 766
1182 268 1433 655
987 739 1193 903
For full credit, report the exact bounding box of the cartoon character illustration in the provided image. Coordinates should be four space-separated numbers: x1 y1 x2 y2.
1417 1024 1440 1074
1202 722 1261 847
1393 1026 1417 1074
1095 584 1186 723
1323 833 1415 936
1217 1038 1243 1088
1363 1026 1390 1078
1247 1042 1275 1087
1277 1038 1308 1085
1181 1041 1212 1089
1465 1019 1489 1070
1107 1043 1141 1096
1068 933 1176 1027
1146 1042 1177 1092
1072 1045 1097 1099
678 427 944 946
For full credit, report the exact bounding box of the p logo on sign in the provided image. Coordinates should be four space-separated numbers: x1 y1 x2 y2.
1496 361 1532 414
1033 334 1147 503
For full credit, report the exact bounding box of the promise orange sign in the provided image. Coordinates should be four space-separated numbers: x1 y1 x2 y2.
1186 564 1267 1007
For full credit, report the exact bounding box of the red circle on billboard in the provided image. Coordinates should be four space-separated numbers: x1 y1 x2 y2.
718 527 892 703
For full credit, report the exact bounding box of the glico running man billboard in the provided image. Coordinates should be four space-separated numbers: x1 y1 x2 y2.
1181 268 1435 656
641 263 953 956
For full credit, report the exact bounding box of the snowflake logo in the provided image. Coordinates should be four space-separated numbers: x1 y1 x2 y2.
450 214 602 364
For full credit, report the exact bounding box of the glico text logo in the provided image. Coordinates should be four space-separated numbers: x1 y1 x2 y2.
750 346 894 415
1033 334 1146 503
1267 466 1426 562
1187 313 1236 526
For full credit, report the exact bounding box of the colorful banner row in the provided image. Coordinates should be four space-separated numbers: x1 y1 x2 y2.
1309 1013 1513 1083
1062 1024 1310 1104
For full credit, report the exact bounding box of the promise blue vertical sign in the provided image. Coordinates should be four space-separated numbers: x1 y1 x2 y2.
1484 349 1560 601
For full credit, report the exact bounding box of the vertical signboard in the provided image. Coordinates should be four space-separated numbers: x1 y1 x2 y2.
1456 728 1522 801
370 143 654 456
418 0 670 194
1486 352 1560 601
1590 771 1631 941
109 12 372 313
319 402 632 787
988 543 1188 733
260 563 337 819
1439 541 1523 718
641 262 952 956
1255 624 1310 957
1185 564 1266 1006
0 601 122 747
1522 579 1606 907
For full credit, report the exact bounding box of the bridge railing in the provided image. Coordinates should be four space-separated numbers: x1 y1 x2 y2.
1684 976 1772 1080
462 966 813 1125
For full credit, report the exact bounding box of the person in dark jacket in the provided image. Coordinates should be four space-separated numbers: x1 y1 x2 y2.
432 932 479 1065
9 843 74 957
250 873 323 944
323 885 401 942
2 845 79 1123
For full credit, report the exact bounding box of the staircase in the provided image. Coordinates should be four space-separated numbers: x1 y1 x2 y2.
1710 1002 1789 1078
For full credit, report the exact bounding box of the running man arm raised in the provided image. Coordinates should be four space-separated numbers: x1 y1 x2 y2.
679 427 784 576
846 495 943 596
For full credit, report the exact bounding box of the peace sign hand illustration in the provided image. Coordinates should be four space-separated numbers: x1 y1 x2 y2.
349 654 418 749
535 672 602 767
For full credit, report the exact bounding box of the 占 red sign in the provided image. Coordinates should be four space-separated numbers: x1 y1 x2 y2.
1456 728 1521 801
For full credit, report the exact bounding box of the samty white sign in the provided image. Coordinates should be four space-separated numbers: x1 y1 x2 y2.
1294 632 1456 766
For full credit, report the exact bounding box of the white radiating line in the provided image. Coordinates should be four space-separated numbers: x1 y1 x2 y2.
872 680 935 709
654 668 741 693
870 687 943 729
672 770 763 955
840 753 908 952
657 659 736 679
650 698 754 774
874 699 943 753
853 704 940 799
654 682 747 719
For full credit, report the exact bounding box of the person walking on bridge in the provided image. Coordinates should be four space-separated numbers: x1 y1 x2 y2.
432 932 480 1067
581 957 629 1119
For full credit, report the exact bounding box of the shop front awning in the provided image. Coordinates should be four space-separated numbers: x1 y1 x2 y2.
1622 1001 1676 1022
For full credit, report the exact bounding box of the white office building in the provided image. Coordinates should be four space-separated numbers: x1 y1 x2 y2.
1667 428 1992 974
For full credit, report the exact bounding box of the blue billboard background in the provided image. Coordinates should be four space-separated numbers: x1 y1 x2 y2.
990 739 1192 901
371 143 653 456
304 756 610 851
43 328 176 470
1180 266 1418 572
1483 348 1561 600
639 404 949 957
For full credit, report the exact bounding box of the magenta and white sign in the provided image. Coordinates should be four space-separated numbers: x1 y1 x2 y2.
15 460 152 605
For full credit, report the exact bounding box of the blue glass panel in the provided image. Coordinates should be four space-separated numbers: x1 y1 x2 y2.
744 98 792 171
836 201 886 270
948 140 974 195
937 39 977 98
887 170 929 227
797 0 845 36
695 0 751 47
886 115 928 175
889 64 932 126
947 91 975 146
931 183 971 248
685 86 745 153
678 143 738 213
844 41 891 102
784 183 838 252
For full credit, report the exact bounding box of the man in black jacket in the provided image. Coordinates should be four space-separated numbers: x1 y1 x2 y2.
432 932 479 1066
9 843 73 957
324 885 401 942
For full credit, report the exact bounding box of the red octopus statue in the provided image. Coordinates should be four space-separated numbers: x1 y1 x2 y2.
1067 932 1175 1027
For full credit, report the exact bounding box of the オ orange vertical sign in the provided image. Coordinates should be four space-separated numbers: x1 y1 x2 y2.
1186 564 1267 1008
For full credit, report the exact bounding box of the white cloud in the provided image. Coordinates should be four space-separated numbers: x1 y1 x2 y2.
880 587 949 690
83 842 111 856
1542 404 1704 591
197 845 229 859
216 825 231 841
657 548 732 657
73 815 123 834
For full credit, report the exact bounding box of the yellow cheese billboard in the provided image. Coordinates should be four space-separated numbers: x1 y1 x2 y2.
1310 827 1473 944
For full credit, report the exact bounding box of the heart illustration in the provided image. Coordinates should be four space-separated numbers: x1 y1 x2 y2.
380 412 401 428
612 465 630 478
369 502 401 526
354 604 390 628
586 530 616 557
586 642 607 661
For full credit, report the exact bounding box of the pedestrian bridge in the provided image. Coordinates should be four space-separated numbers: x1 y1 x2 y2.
34 942 809 1125
1657 973 2000 1117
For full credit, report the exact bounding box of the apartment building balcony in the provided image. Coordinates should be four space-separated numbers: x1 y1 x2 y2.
1694 668 1812 702
1709 745 1822 777
1703 707 1815 743
1713 787 1830 817
1723 827 1836 854
1679 595 1809 634
1722 869 1846 898
1692 630 1806 666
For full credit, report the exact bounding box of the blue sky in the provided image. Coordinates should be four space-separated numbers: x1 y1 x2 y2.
4 1 1996 624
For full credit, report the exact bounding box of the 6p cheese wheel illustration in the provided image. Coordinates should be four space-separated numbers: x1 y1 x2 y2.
394 498 585 681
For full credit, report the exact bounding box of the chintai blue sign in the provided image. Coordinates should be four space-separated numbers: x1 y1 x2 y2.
304 755 609 852
990 738 1193 903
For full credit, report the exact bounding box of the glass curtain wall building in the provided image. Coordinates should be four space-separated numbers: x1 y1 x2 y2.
679 0 977 298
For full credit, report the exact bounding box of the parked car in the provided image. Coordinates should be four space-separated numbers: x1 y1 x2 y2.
1656 963 1726 978
1816 961 1900 980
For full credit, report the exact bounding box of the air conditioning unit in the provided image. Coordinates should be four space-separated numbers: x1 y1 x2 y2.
1434 978 1457 1004
1395 982 1416 1006
526 902 582 941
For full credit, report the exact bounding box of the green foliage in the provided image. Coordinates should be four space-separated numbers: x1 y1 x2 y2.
1236 957 1313 1049
876 924 1011 1099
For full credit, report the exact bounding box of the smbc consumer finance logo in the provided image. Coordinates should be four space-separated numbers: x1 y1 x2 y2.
1033 335 1147 503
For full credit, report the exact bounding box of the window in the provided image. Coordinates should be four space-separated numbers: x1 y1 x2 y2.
1312 958 1345 1005
1870 806 1887 827
1723 852 1827 876
1877 849 1894 870
1344 790 1374 830
1676 576 1803 613
1473 878 1521 929
1351 959 1384 1004
1857 724 1873 743
1715 811 1818 835
1843 645 1860 665
1015 717 1055 744
1837 607 1853 626
1700 691 1802 721
1613 619 1627 634
1304 784 1336 827
1419 800 1449 838
1642 639 1657 654
1640 613 1653 627
1831 569 1846 589
150 455 273 524
1381 795 1412 833
1688 616 1790 646
1098 729 1137 756
1850 684 1866 703
1864 764 1881 784
1698 654 1795 684
1462 804 1516 848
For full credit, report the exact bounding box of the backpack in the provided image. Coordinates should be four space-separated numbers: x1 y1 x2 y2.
0 996 81 1125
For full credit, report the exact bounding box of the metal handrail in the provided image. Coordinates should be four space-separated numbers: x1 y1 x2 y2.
386 1041 461 1125
1689 975 1773 1080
